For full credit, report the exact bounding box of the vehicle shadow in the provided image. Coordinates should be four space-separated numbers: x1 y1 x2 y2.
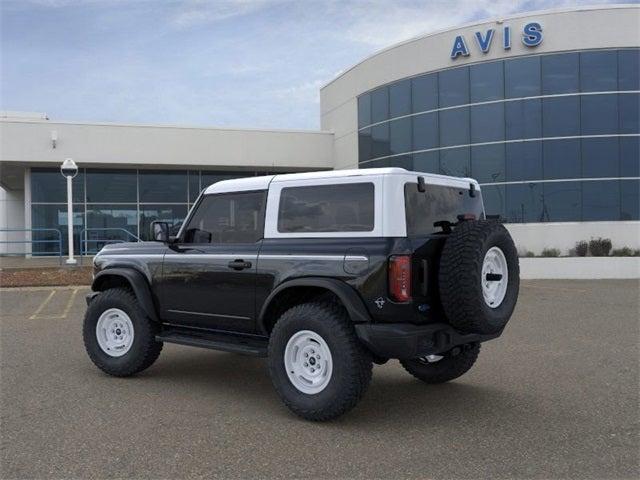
138 347 528 428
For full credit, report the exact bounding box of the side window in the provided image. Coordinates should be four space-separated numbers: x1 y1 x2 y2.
182 191 265 244
277 183 374 233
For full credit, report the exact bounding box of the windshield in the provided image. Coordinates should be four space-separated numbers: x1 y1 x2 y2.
404 182 484 236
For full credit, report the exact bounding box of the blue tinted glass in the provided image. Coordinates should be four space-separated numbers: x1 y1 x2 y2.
620 136 640 177
439 108 469 147
619 49 640 91
506 141 543 181
86 205 138 239
505 99 542 140
86 169 136 203
388 155 413 170
581 94 618 135
358 94 371 128
371 123 390 158
188 171 200 203
370 87 389 123
543 182 581 222
543 139 581 179
359 128 372 162
582 137 619 178
580 51 617 92
390 79 411 118
582 181 620 221
506 183 543 223
619 93 639 134
481 185 505 220
368 156 412 170
201 172 247 190
470 103 504 143
389 117 412 155
139 170 188 203
363 158 391 168
542 53 579 94
621 179 640 220
471 144 505 183
412 112 438 151
440 147 470 177
412 74 438 112
439 67 469 107
543 97 580 137
470 61 504 102
140 205 188 241
505 56 541 98
31 168 85 203
413 151 439 173
31 204 84 255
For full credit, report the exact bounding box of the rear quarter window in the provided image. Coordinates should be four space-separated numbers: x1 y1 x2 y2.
405 182 484 236
278 183 374 233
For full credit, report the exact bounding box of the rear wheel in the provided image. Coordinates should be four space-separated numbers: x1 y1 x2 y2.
268 302 372 421
400 343 480 384
83 288 163 377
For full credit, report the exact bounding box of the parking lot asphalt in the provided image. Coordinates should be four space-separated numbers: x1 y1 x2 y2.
1 280 638 479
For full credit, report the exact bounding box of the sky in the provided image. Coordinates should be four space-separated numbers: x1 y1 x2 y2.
0 0 631 130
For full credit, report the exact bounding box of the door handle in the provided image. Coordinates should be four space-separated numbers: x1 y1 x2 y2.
228 259 252 270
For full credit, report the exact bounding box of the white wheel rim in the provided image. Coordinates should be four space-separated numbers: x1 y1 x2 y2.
482 246 509 309
95 308 135 357
284 330 333 395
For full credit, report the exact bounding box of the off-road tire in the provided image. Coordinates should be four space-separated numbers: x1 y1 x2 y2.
268 302 373 421
83 288 163 377
439 220 519 334
400 343 480 384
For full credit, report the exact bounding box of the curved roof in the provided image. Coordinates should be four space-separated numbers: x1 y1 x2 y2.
320 4 636 91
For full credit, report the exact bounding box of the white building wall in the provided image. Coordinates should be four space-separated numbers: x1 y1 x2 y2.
0 186 26 254
0 120 335 170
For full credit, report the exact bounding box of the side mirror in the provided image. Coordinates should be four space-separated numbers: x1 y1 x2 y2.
151 221 170 242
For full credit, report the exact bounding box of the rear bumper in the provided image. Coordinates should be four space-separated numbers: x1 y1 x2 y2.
354 322 501 360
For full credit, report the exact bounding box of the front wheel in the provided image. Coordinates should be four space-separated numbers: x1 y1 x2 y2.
268 302 373 421
83 288 163 377
400 343 480 384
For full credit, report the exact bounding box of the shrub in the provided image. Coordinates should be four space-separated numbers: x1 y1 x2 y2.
574 241 589 257
519 250 535 258
540 248 561 257
611 247 634 256
589 237 612 257
634 250 640 257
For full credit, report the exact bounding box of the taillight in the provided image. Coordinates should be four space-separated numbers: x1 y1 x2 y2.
388 255 412 302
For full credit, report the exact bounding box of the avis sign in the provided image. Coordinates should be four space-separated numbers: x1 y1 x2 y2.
450 22 543 59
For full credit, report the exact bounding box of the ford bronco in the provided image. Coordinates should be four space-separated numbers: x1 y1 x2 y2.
83 168 519 421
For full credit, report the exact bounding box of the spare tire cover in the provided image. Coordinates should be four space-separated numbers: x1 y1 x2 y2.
439 220 519 334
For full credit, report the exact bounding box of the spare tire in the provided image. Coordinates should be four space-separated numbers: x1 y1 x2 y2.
439 220 519 334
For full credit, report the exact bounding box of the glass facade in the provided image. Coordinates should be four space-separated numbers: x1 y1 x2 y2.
357 48 640 223
30 168 284 254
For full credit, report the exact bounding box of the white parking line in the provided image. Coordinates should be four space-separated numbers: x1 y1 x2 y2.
29 290 57 320
28 288 81 320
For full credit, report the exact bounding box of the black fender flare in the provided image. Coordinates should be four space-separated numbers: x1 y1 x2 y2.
91 268 159 322
257 277 372 334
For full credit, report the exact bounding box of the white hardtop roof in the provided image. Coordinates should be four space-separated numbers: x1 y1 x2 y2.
203 168 479 195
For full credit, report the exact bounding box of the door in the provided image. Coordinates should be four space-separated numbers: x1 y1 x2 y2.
159 190 266 333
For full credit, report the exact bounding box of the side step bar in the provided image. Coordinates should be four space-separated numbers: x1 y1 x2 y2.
156 327 268 357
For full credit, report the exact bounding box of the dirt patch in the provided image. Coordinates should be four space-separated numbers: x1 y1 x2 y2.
0 267 92 288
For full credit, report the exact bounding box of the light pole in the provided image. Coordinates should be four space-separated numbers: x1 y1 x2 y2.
60 158 78 265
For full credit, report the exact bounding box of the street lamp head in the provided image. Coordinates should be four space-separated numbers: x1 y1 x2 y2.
60 158 78 178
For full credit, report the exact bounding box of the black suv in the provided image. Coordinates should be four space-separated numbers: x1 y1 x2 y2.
83 168 519 421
